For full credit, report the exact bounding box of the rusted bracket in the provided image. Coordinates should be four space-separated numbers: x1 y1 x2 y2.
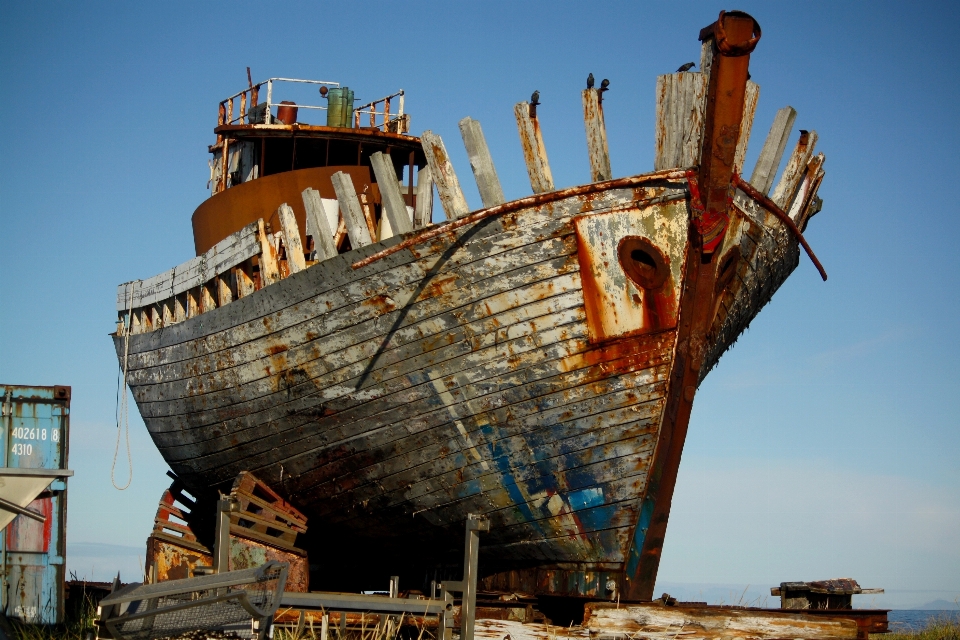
733 172 828 281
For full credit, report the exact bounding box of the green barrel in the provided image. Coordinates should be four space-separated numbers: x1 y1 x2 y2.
342 88 354 128
326 88 344 127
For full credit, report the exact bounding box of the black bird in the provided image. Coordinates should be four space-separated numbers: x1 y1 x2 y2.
599 78 610 92
530 90 540 106
676 62 696 73
587 73 595 89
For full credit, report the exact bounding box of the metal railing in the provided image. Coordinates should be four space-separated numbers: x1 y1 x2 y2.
355 90 408 133
217 78 406 132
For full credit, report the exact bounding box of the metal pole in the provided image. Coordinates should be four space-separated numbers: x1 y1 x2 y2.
265 80 273 125
460 514 489 640
213 496 235 573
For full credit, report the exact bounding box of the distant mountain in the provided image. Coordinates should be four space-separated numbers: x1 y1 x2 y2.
913 599 960 611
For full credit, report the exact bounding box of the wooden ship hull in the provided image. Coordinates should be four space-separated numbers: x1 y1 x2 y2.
113 12 827 601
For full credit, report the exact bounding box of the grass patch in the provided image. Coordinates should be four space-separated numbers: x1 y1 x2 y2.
874 614 960 640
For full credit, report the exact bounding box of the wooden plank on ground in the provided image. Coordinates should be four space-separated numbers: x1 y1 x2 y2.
458 116 505 208
583 603 860 640
370 151 413 238
414 166 433 228
733 80 760 172
582 88 612 182
420 130 469 220
772 129 818 210
331 171 373 248
302 188 338 261
749 106 797 195
654 72 709 170
514 102 554 193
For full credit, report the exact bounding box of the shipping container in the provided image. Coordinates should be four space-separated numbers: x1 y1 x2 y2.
0 384 71 625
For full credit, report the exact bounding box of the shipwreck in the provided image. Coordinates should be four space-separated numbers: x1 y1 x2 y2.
113 10 828 605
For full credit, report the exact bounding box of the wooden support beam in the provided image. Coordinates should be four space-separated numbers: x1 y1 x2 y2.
174 294 186 322
733 80 760 172
256 218 281 286
217 273 233 307
582 88 611 182
772 129 818 209
162 300 174 326
420 131 469 220
514 102 554 194
458 117 505 208
234 263 255 298
654 72 709 170
414 166 434 229
201 283 216 312
302 188 338 260
789 152 826 230
700 39 714 81
331 171 373 248
277 204 306 274
749 106 797 195
186 288 199 317
370 152 413 238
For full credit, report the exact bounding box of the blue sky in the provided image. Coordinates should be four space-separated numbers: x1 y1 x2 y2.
1 1 957 607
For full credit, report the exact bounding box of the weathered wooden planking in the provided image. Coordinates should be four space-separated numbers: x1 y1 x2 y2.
476 619 588 640
277 204 306 273
733 80 760 172
160 336 670 506
788 153 825 226
700 191 801 380
414 165 434 228
514 102 554 194
654 72 709 170
584 603 859 640
582 89 612 182
141 291 660 466
370 151 413 238
459 117 505 208
772 130 818 210
112 169 814 572
118 182 671 361
257 218 280 286
331 170 373 248
749 106 797 195
116 220 262 311
699 38 714 79
302 188 338 260
322 392 665 513
122 220 583 389
421 130 469 220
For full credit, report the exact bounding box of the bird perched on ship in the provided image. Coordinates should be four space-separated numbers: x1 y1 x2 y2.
587 73 595 89
676 62 696 72
529 90 541 118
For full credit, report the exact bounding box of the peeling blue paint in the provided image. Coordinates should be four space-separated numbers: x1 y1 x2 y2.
625 494 655 578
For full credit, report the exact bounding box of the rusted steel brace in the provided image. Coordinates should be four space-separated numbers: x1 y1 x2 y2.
714 10 761 56
733 172 828 281
351 168 691 270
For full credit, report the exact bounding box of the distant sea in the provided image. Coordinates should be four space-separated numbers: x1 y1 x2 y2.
888 610 960 631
